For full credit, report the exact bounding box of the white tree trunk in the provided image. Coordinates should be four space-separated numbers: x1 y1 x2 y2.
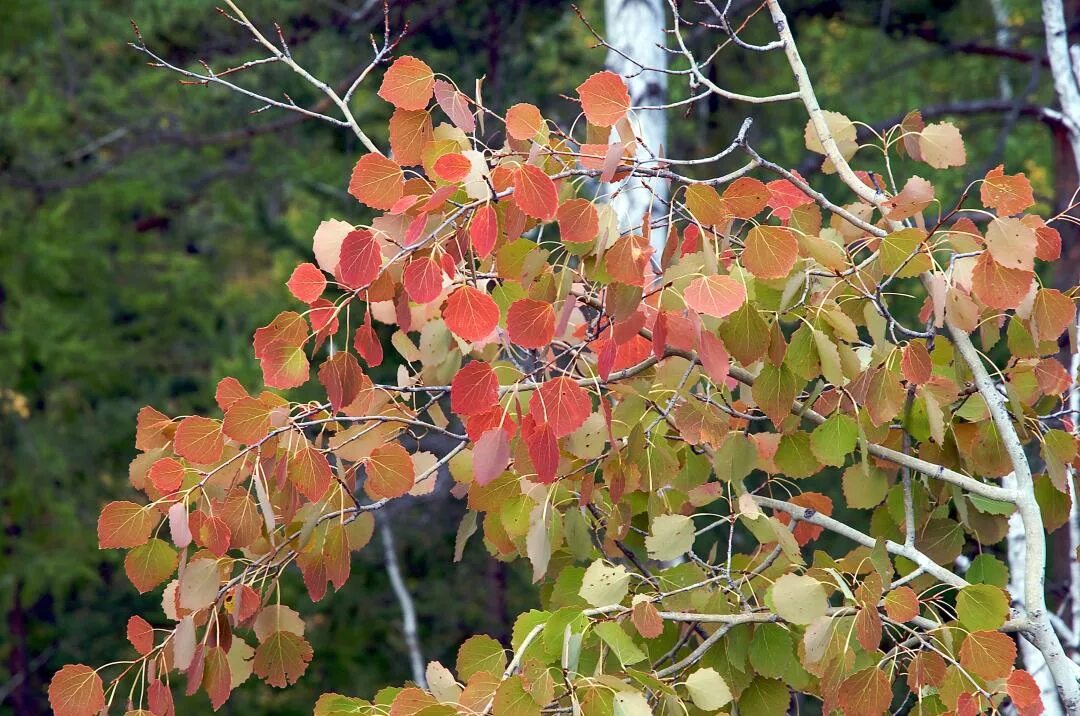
604 0 668 256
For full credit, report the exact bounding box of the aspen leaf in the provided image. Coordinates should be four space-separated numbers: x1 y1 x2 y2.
613 691 652 716
49 664 105 716
1006 669 1043 711
684 275 746 318
631 600 664 639
457 635 507 681
838 667 892 715
742 224 798 279
452 361 500 416
180 558 221 612
348 154 404 210
981 165 1034 216
885 175 934 220
311 219 353 275
594 621 646 665
685 184 727 225
918 121 966 168
469 204 499 257
127 615 154 655
645 514 695 561
168 501 192 548
507 298 555 349
770 573 828 625
98 501 158 549
557 198 600 244
254 605 305 642
203 646 233 711
576 71 630 127
174 416 224 465
956 584 1010 631
318 352 364 413
338 229 382 289
512 164 558 221
222 397 272 444
529 376 591 437
124 539 178 593
685 667 733 711
433 79 475 132
286 263 326 305
365 443 415 499
389 109 433 166
287 446 333 503
402 257 445 304
723 176 769 219
377 56 435 110
985 217 1036 272
579 560 630 607
444 286 500 342
883 586 920 622
959 630 1016 681
506 103 545 141
253 631 313 688
971 251 1033 310
434 153 472 183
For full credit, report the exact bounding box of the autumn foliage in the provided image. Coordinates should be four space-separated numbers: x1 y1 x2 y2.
49 3 1080 716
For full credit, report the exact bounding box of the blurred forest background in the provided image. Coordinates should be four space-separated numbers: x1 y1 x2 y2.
2 0 1079 713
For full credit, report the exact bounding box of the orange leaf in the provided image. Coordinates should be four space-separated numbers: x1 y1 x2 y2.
365 443 415 499
512 164 558 221
557 198 599 244
981 165 1034 216
49 664 105 716
971 251 1034 310
684 275 746 318
149 457 186 494
907 651 947 691
98 501 158 548
685 184 727 226
722 177 769 219
174 416 225 465
222 397 272 444
1031 288 1076 343
377 56 434 110
353 320 384 368
529 376 591 438
286 263 326 304
631 601 664 639
742 225 798 279
287 446 333 503
434 153 472 183
883 586 920 622
215 377 249 411
958 630 1017 681
505 103 545 141
136 405 173 451
389 109 433 166
444 286 500 342
348 154 404 210
507 298 556 349
1006 669 1043 711
900 340 932 385
576 70 630 127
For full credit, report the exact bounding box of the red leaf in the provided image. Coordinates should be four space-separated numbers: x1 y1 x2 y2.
434 153 472 183
698 330 730 387
149 457 186 494
365 443 415 499
507 298 556 349
523 417 560 483
319 351 364 412
287 446 334 503
529 377 591 437
444 286 500 342
353 320 384 368
1007 669 1043 711
766 174 813 220
470 204 499 257
900 340 932 385
506 103 545 140
377 56 434 110
338 229 382 289
148 678 175 716
473 428 511 486
174 416 225 465
512 164 558 221
403 257 445 304
684 275 747 318
127 615 155 655
557 198 599 243
49 664 105 716
348 154 404 210
202 646 233 711
959 630 1017 681
199 515 232 557
286 263 326 304
451 360 500 416
576 71 630 127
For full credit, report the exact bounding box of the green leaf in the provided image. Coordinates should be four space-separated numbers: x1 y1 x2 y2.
810 413 858 467
493 676 541 716
685 667 733 711
579 561 631 607
645 514 695 561
956 584 1010 631
770 574 828 625
774 431 821 478
457 635 507 681
593 622 646 666
966 554 1009 588
748 624 798 681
